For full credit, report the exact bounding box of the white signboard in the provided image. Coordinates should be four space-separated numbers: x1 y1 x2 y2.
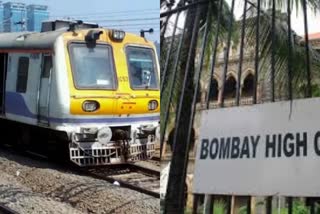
194 97 320 196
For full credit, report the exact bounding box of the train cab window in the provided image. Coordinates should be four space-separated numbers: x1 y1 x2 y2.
69 43 116 89
16 57 29 93
42 56 52 78
126 46 158 90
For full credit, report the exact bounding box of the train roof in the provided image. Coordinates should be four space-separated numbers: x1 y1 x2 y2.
0 28 155 51
0 30 63 50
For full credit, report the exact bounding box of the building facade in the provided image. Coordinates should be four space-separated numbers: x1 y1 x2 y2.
0 2 3 32
3 2 26 32
162 32 320 209
162 44 257 208
309 33 320 52
27 4 49 32
1 2 48 32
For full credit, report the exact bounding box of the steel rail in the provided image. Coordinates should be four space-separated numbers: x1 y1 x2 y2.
78 165 160 198
0 144 160 198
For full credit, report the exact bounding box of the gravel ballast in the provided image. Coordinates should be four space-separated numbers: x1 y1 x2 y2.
0 149 159 213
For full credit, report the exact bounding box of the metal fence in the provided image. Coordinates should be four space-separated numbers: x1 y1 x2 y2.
161 0 320 213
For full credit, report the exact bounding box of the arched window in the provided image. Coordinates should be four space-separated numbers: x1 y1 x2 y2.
224 75 236 99
242 73 254 97
209 78 219 101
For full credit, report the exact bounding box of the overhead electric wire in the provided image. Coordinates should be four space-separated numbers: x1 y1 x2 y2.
49 8 160 41
87 17 158 23
50 17 159 23
110 26 159 28
51 11 158 20
51 8 159 18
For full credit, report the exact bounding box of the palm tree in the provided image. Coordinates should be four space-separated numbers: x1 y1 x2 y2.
162 0 320 213
162 1 234 213
245 0 320 99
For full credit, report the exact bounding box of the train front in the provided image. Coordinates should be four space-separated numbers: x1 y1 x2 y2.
62 29 159 166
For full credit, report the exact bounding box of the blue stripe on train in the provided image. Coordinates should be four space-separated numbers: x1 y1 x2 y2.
5 92 160 124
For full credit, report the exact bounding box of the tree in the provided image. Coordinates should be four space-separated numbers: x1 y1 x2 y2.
163 0 233 213
162 0 320 213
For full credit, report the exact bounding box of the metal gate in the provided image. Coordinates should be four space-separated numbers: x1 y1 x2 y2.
161 0 320 213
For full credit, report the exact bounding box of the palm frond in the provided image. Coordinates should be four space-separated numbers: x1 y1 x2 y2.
259 0 320 14
245 6 320 99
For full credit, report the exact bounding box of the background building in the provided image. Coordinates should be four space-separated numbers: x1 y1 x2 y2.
0 1 48 32
4 2 26 32
0 2 3 32
27 4 48 32
309 33 320 53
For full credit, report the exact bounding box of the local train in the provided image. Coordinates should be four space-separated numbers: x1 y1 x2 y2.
0 20 160 166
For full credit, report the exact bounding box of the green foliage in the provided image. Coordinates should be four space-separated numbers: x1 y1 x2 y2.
238 205 248 214
213 199 227 214
270 200 308 214
184 207 192 214
237 199 310 214
184 198 319 214
184 199 228 214
292 200 309 214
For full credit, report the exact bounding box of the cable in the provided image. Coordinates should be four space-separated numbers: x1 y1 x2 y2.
51 17 158 23
86 17 158 23
51 8 159 18
101 22 158 27
50 11 158 20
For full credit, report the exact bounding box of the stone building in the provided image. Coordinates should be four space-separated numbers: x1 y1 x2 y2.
162 38 257 208
309 32 320 52
162 32 320 209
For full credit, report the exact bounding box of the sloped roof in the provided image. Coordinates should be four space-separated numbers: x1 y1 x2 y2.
308 32 320 40
0 30 64 50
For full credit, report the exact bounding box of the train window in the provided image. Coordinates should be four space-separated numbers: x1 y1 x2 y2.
41 56 52 78
16 57 29 93
126 46 158 90
69 43 116 90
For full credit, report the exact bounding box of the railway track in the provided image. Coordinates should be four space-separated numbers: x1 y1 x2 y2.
0 144 160 198
151 156 160 161
141 155 160 167
79 164 160 198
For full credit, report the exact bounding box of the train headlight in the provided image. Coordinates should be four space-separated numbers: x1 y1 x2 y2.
82 100 100 112
109 29 125 42
148 100 158 111
97 127 112 144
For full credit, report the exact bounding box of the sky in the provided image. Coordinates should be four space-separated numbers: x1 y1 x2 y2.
228 0 320 36
6 0 159 42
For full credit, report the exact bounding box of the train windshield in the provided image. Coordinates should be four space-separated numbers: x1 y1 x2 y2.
69 43 116 89
126 46 158 90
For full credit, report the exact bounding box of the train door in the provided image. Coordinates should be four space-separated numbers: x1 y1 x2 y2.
0 53 7 115
37 54 52 125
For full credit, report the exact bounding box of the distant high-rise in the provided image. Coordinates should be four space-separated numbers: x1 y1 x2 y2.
0 2 3 32
3 2 26 32
27 4 48 32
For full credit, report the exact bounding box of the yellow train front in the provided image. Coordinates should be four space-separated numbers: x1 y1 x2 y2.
0 21 160 166
67 28 160 166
